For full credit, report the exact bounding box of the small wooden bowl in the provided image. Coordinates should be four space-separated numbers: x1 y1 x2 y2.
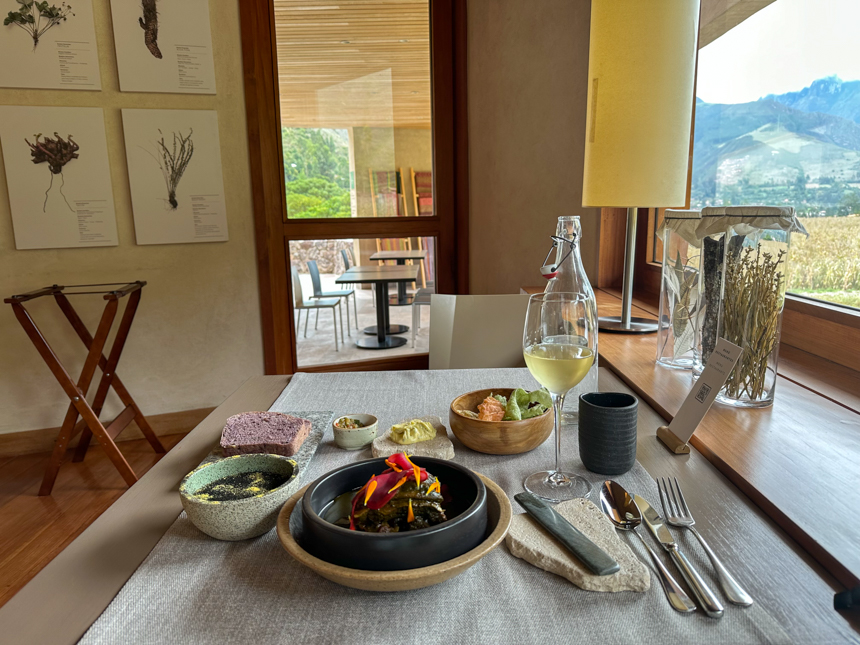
449 388 553 455
276 473 511 592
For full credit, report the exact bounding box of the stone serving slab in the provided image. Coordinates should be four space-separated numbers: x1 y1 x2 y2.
371 415 455 459
506 497 650 593
197 411 333 501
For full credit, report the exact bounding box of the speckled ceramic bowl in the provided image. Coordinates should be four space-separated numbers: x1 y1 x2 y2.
180 453 298 541
332 414 378 450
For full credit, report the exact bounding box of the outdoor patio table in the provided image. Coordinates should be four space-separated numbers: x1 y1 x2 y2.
336 264 418 349
0 368 855 645
369 249 429 305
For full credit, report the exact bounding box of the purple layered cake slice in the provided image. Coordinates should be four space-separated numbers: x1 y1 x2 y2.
220 412 311 457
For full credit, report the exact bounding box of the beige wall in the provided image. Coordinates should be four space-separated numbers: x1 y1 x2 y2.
467 0 600 294
0 0 262 434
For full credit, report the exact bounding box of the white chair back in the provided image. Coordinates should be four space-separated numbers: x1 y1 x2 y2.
429 294 531 369
290 266 305 309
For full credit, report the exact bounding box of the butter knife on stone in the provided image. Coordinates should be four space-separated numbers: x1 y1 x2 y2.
514 492 620 576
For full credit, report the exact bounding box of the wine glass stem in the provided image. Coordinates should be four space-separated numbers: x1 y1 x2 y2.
551 392 565 476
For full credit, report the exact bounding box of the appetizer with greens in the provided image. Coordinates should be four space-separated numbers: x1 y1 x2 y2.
458 387 551 421
350 453 446 532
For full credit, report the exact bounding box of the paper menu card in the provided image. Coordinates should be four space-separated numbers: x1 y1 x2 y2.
668 338 743 444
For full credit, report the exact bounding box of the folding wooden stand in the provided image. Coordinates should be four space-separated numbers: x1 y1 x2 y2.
4 282 165 496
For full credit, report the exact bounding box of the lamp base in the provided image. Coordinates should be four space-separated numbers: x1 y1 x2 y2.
598 316 658 334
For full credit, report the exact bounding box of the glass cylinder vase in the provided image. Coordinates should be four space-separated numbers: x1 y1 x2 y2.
693 206 807 408
656 210 702 369
715 227 791 407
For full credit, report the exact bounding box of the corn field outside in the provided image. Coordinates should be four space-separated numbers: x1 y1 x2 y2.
788 216 860 308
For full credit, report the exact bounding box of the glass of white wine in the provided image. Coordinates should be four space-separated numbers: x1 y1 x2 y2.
523 292 597 502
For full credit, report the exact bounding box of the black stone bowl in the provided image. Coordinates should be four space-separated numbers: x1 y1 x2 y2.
300 457 488 571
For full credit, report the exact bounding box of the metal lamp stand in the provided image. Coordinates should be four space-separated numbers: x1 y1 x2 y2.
598 207 658 334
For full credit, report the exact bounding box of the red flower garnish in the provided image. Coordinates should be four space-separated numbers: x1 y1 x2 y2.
348 453 430 529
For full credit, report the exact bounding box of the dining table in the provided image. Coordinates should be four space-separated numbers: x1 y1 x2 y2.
336 264 418 349
369 249 429 305
1 367 857 645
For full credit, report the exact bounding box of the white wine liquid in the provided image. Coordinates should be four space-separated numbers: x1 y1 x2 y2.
524 344 595 394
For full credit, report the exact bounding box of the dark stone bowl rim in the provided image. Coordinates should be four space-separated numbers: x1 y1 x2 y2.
302 456 487 541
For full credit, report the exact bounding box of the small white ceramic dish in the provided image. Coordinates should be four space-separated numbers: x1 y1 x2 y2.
332 414 378 450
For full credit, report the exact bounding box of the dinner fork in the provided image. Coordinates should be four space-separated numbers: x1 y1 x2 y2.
657 477 754 606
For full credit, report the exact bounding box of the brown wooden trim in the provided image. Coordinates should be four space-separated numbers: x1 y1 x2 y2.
781 307 860 372
597 208 627 289
429 0 469 295
240 0 295 375
284 217 442 241
633 207 661 298
784 294 860 329
0 407 215 458
298 354 429 373
452 0 470 294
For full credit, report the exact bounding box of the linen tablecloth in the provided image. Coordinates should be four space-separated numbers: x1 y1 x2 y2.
80 369 789 645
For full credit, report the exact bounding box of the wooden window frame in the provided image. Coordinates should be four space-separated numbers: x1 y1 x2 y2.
239 0 469 375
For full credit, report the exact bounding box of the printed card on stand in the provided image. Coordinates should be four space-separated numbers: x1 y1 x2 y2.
657 338 743 453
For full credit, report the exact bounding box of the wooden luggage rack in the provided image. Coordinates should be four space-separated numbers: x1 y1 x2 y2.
5 282 165 496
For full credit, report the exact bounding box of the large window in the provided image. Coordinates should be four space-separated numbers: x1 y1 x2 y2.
692 0 860 309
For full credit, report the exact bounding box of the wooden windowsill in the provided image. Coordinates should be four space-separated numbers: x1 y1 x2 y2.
521 286 860 587
588 289 860 589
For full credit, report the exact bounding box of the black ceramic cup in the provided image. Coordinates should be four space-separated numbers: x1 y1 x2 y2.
300 457 487 571
578 392 638 475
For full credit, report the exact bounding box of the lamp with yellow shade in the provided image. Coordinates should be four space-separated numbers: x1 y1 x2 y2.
583 0 700 333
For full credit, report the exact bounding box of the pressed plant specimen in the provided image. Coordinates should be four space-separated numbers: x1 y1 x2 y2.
4 1 74 51
657 250 700 363
26 132 79 212
139 0 161 59
151 129 193 209
720 245 786 401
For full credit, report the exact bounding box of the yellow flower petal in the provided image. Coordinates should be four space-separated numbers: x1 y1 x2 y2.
407 498 415 523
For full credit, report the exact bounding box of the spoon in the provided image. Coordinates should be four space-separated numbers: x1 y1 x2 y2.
599 480 697 613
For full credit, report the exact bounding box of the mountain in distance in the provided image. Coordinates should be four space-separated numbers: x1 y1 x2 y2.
692 76 860 214
765 76 860 125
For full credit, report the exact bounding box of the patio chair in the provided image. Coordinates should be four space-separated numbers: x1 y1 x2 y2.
411 287 434 348
307 260 359 333
291 266 343 351
428 294 530 369
340 248 353 270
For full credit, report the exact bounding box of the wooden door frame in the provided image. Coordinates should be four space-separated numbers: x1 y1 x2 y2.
240 0 469 375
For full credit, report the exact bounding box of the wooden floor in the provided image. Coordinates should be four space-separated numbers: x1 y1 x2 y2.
0 433 187 608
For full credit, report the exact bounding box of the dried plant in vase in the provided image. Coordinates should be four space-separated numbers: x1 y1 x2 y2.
26 132 79 212
152 129 193 209
721 245 786 401
4 1 74 51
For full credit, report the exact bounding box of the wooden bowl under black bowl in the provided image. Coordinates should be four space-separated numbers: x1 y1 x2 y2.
300 457 487 571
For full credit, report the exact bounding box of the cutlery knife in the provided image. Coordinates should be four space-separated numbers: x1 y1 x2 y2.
634 494 725 618
515 492 620 576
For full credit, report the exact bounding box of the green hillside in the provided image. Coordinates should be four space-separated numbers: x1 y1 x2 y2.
693 78 860 215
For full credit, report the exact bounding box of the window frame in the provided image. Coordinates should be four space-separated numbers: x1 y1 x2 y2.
239 0 469 374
